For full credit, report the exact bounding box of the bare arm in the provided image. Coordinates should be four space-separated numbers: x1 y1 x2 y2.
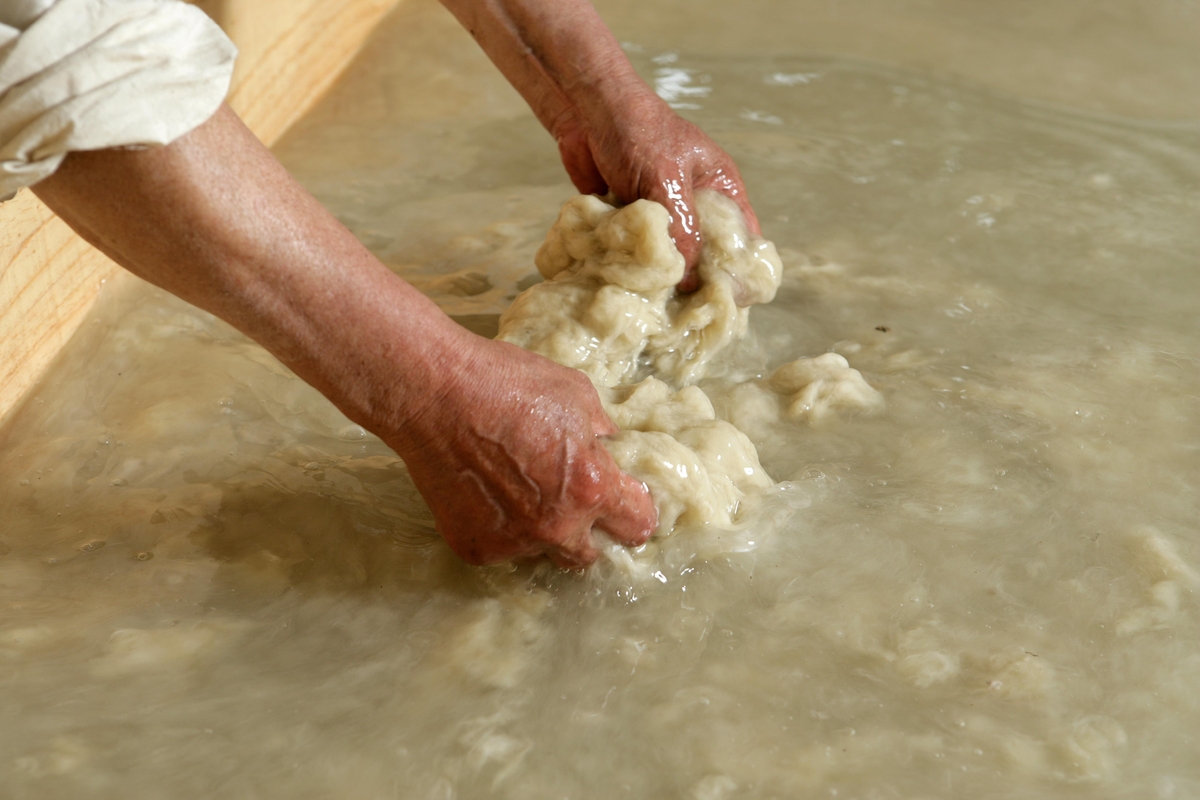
33 104 655 567
439 0 760 291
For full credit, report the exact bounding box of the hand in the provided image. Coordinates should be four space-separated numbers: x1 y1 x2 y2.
552 96 761 292
386 336 657 568
34 104 655 570
437 0 759 293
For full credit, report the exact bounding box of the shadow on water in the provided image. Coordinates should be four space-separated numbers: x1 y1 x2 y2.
185 459 506 600
450 313 501 339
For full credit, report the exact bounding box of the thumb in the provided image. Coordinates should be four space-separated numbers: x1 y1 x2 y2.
730 187 761 237
650 180 702 293
593 462 658 547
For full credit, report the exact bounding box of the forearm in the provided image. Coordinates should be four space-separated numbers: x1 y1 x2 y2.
32 104 467 444
438 0 663 137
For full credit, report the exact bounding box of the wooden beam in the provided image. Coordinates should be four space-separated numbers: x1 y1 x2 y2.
0 0 402 423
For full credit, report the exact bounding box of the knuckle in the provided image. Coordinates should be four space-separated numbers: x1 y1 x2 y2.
549 548 594 570
534 519 577 550
567 458 608 509
567 368 595 394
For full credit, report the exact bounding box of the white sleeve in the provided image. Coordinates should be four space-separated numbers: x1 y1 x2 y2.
0 0 237 200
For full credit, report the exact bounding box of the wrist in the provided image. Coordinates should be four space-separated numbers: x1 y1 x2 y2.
566 59 665 134
269 263 479 453
347 293 479 451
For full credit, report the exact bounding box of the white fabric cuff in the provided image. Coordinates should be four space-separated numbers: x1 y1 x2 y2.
0 0 236 200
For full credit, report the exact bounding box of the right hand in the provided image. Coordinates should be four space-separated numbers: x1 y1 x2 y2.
28 102 652 570
387 336 657 568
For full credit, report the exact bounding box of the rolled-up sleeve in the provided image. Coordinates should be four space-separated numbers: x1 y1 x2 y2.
0 0 236 200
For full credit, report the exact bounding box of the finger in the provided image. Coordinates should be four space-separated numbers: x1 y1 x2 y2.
587 390 619 437
570 371 619 438
534 513 600 570
732 189 761 237
668 188 702 293
557 136 608 197
723 182 761 237
593 468 657 548
591 412 618 438
645 176 702 292
705 172 763 237
699 163 761 237
547 539 599 570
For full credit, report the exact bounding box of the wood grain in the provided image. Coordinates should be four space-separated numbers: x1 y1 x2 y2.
0 0 402 423
220 0 401 145
0 195 116 419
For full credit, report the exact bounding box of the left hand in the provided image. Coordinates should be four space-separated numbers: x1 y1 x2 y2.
437 0 759 291
551 95 761 292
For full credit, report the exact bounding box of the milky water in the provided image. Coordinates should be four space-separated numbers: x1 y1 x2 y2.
3 0 1200 797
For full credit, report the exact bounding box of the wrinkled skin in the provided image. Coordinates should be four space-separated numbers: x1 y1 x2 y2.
395 338 656 567
30 0 755 571
34 106 655 570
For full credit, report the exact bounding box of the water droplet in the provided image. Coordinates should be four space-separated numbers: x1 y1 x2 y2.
338 424 367 441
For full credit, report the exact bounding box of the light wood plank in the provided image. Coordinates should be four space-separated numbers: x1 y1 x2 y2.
0 194 115 419
0 0 402 424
